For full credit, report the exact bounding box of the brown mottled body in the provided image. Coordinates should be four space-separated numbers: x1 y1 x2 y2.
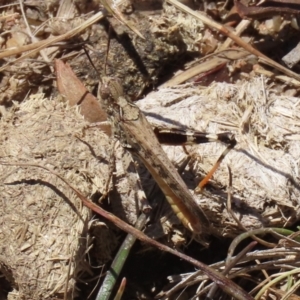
99 77 210 233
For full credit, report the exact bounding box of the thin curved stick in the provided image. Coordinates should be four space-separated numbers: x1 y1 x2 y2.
0 161 253 300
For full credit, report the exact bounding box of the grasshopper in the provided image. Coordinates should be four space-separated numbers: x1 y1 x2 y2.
93 0 235 234
98 76 236 234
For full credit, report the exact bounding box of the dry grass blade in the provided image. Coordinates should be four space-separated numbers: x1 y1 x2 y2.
0 11 105 72
161 49 249 86
219 19 251 51
161 230 300 298
226 228 300 266
0 161 253 300
18 0 50 64
100 0 145 39
255 269 300 299
207 241 257 299
166 0 300 83
163 245 300 298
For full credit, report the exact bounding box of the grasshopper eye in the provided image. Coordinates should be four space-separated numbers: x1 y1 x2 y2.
99 83 110 100
100 77 121 100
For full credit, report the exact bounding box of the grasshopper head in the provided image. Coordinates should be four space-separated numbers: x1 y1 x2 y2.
99 77 124 104
99 76 139 120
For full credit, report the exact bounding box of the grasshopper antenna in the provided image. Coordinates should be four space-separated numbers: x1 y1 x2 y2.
82 46 102 84
104 25 112 77
83 22 113 83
